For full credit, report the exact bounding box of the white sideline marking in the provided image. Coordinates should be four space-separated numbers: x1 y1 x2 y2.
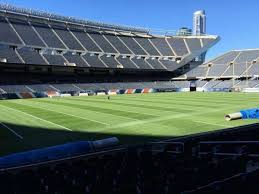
0 104 72 131
0 122 23 139
12 101 109 126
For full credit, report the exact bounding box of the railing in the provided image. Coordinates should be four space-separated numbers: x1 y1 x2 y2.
151 142 185 153
199 140 259 157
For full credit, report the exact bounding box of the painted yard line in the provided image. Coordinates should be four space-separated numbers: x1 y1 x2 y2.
0 122 23 140
13 101 109 126
0 104 72 131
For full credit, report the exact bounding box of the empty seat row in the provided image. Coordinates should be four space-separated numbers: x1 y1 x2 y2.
0 47 175 70
5 80 259 93
0 16 213 59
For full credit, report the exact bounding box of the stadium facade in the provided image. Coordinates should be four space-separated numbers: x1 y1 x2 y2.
0 4 219 99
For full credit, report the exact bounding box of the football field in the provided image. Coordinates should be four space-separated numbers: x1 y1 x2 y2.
0 92 258 156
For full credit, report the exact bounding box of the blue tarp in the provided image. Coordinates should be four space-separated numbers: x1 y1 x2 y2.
240 108 259 119
0 141 93 168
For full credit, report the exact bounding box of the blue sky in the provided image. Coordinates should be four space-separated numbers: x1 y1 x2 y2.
0 0 259 61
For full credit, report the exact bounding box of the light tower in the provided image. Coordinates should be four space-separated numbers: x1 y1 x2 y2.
193 10 206 35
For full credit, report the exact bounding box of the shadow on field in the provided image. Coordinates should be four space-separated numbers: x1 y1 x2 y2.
0 122 177 156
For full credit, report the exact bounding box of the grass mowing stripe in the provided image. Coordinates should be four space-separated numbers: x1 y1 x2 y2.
40 99 155 120
77 96 200 112
38 99 139 121
142 95 259 105
90 104 237 133
0 104 73 131
22 100 137 124
153 95 252 107
26 99 182 133
50 98 174 116
114 93 259 104
180 93 259 99
117 97 223 109
13 101 109 126
138 96 238 104
91 95 218 110
61 98 170 114
0 122 24 139
65 97 195 114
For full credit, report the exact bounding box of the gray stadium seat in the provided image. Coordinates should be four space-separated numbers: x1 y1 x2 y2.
17 47 47 65
53 26 84 51
118 36 147 55
63 52 88 67
134 37 160 56
104 34 132 54
100 54 121 68
0 46 23 64
150 38 173 56
167 38 189 56
116 56 138 69
82 53 107 68
32 22 67 49
9 18 45 47
88 32 117 53
71 30 102 52
43 54 66 66
0 16 22 45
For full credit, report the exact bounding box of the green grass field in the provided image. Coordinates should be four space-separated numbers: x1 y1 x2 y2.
0 92 258 156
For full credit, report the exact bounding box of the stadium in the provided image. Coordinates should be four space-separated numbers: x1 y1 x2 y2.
0 3 259 194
